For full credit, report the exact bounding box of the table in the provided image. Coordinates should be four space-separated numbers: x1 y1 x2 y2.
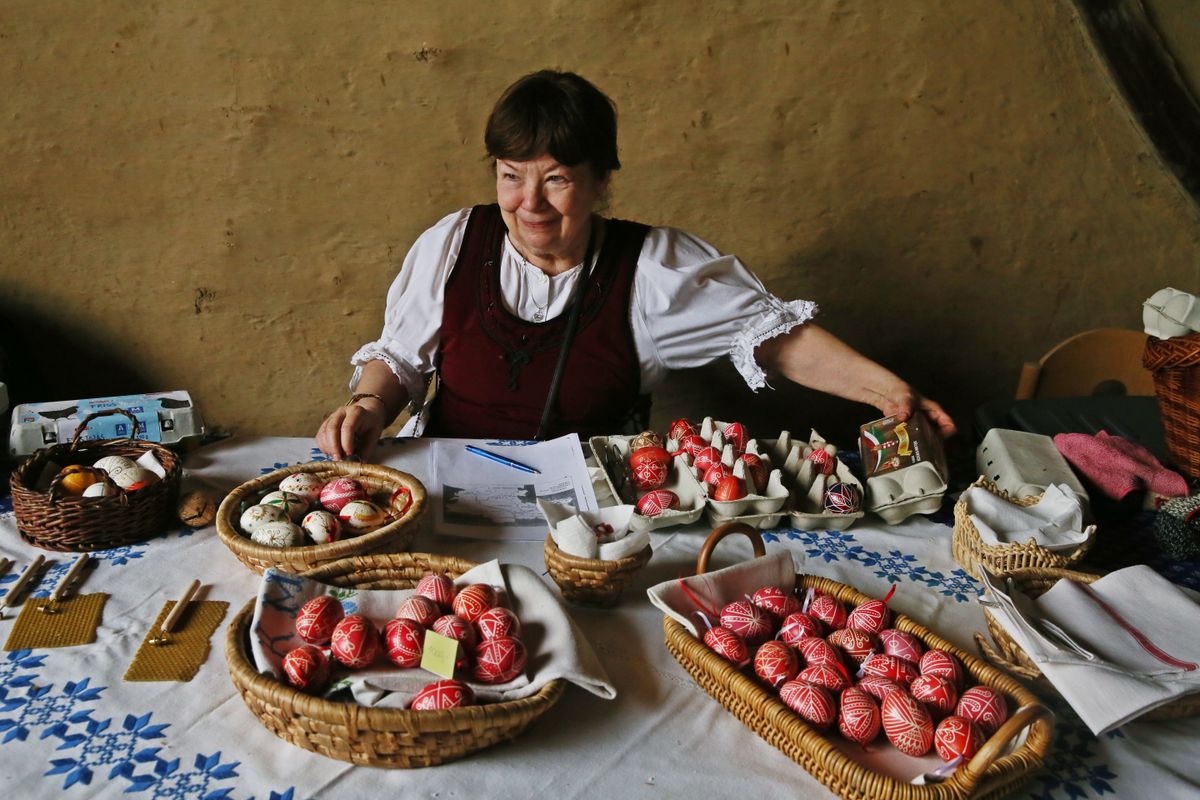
0 436 1196 799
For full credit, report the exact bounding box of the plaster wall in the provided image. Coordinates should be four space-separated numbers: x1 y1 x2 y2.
2 0 1198 445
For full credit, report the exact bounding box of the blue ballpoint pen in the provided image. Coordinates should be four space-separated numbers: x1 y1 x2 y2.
464 445 541 475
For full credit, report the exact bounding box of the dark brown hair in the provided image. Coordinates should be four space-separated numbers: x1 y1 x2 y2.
484 70 620 176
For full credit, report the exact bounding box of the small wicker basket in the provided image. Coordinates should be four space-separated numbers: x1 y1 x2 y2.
951 476 1095 579
665 522 1053 800
215 461 426 574
543 535 652 607
9 409 183 551
225 552 566 767
974 566 1200 721
1143 332 1200 480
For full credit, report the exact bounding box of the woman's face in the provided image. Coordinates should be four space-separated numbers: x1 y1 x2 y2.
495 154 608 272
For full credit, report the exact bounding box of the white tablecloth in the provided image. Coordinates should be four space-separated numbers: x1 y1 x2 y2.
0 436 1195 799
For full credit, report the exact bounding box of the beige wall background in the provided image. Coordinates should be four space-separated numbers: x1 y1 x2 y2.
3 0 1199 446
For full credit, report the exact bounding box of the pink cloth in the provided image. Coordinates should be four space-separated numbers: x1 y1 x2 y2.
1053 431 1190 501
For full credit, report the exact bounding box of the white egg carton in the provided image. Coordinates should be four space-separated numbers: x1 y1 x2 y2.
976 428 1090 518
589 434 706 532
1143 287 1200 339
858 413 948 525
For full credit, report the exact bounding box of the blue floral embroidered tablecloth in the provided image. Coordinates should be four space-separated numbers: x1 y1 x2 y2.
0 436 1195 800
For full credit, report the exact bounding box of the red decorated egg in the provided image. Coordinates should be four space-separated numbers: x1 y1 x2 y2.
808 594 848 629
712 474 745 501
636 489 679 517
702 462 732 488
319 477 369 513
879 629 925 664
629 446 671 491
847 599 891 635
863 653 919 685
472 636 527 684
920 650 966 689
857 675 903 702
678 434 707 457
799 663 850 692
881 690 935 756
796 636 842 667
911 674 959 716
295 595 344 645
693 446 722 473
754 640 799 689
779 613 824 645
780 679 836 728
411 679 475 711
475 606 522 641
668 418 696 443
751 586 801 619
432 614 477 651
935 715 985 762
415 573 457 608
737 453 768 494
827 628 877 664
282 645 330 693
839 687 882 745
807 448 836 475
452 584 498 622
703 626 750 667
723 422 748 453
956 686 1008 735
720 600 773 646
396 595 441 628
630 430 664 451
330 614 381 669
383 617 425 668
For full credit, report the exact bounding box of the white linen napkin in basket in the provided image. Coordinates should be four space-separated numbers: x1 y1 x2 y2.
647 550 796 635
539 499 648 561
250 559 615 709
965 483 1092 551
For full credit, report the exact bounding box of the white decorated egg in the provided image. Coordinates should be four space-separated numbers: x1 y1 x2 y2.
337 499 387 533
92 455 138 480
240 503 287 535
301 510 341 544
82 482 116 498
261 490 308 522
251 520 304 548
278 473 324 505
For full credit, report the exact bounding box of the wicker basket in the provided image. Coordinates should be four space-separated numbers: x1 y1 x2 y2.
225 552 566 767
665 522 1053 800
1144 332 1200 480
543 534 652 607
215 461 426 574
9 409 183 551
974 566 1200 721
951 476 1095 579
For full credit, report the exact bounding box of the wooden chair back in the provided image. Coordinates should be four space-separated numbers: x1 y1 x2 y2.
1015 328 1154 400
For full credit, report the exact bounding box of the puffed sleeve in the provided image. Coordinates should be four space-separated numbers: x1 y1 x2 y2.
349 209 471 405
632 227 818 391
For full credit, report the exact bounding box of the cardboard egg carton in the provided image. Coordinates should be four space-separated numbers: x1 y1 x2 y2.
747 430 865 531
858 413 948 524
589 434 706 532
976 428 1090 518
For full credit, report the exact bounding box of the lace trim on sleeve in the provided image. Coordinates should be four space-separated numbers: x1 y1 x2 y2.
349 344 429 413
730 299 819 391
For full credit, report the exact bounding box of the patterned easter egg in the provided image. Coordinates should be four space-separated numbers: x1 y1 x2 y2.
911 674 959 716
879 629 925 664
452 584 498 623
723 422 748 453
629 446 671 491
636 489 679 517
703 626 750 667
630 430 664 451
282 645 330 693
279 472 324 505
295 595 345 644
863 653 919 685
847 599 891 635
433 614 477 651
251 520 304 548
808 594 848 629
779 613 824 645
806 448 836 476
668 418 696 443
396 595 441 628
712 474 745 501
261 490 309 522
411 679 475 711
882 690 935 756
956 686 1008 735
338 499 387 533
827 628 877 664
920 650 966 689
754 641 799 689
93 455 139 480
799 663 850 692
301 510 341 545
240 503 286 535
839 687 882 745
472 636 527 684
796 636 842 667
330 614 380 669
415 573 457 608
678 434 707 457
779 679 836 728
751 586 801 619
824 482 861 514
857 675 903 703
935 715 985 762
720 600 773 646
693 446 723 473
476 606 522 641
383 617 425 668
738 453 768 494
319 477 369 513
702 463 732 489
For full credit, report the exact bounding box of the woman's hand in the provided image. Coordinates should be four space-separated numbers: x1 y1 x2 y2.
316 397 387 462
872 384 957 438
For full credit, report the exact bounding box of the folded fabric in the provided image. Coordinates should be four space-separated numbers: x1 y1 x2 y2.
647 550 796 636
1053 431 1189 501
965 483 1092 551
539 499 648 560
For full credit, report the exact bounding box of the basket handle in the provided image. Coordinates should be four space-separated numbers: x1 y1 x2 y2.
695 522 766 576
68 408 143 453
955 702 1053 792
46 467 125 506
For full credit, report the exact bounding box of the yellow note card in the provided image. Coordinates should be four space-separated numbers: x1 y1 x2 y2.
420 629 459 679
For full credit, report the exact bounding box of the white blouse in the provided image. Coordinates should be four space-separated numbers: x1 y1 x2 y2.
351 208 817 428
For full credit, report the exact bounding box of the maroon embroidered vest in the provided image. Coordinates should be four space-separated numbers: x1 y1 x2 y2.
424 204 647 440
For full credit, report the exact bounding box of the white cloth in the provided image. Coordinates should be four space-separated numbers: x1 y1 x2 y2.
539 499 648 561
350 209 818 431
965 483 1093 551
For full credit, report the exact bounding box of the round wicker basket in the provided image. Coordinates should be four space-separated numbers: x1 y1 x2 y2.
1144 332 1200 480
9 409 183 551
215 461 426 574
543 534 652 607
225 552 566 767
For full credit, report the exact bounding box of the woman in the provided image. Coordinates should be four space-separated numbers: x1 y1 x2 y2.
317 70 955 461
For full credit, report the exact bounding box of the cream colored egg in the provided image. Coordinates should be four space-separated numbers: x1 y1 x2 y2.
279 473 324 505
301 510 341 544
240 503 287 535
261 490 308 522
251 520 304 548
82 481 116 498
337 499 387 533
116 465 156 490
93 455 138 476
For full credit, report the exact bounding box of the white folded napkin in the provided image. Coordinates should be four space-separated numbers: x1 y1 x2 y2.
647 550 796 636
539 499 649 561
250 559 615 709
966 484 1092 551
